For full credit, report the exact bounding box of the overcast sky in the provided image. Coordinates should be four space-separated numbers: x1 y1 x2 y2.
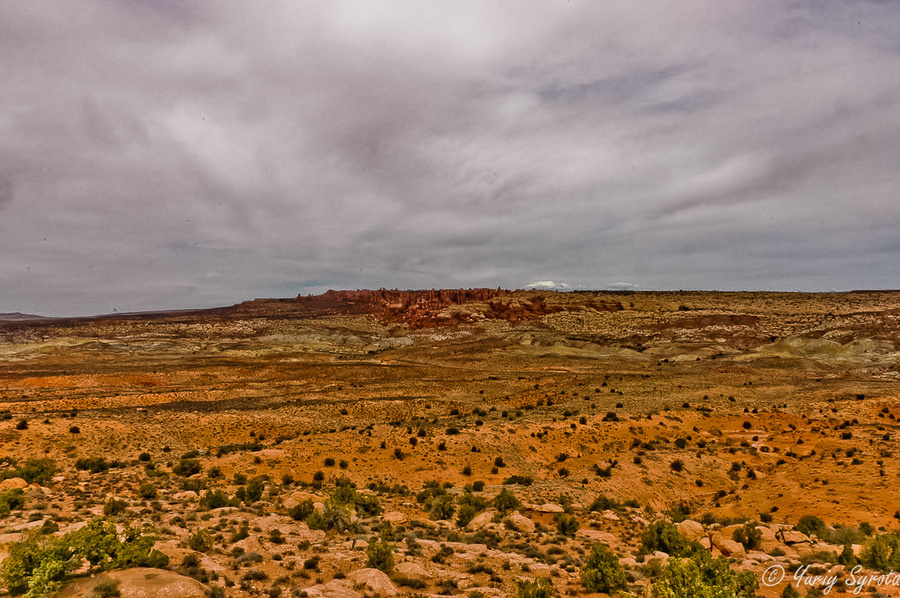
2 1 899 316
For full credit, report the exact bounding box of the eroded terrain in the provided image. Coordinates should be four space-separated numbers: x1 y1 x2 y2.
1 290 899 597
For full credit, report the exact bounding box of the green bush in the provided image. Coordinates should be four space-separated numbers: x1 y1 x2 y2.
288 499 315 522
199 490 236 510
650 550 757 598
457 504 478 528
555 513 579 537
580 543 626 593
641 520 700 557
796 515 826 538
365 539 394 572
429 495 455 521
492 488 520 514
243 476 266 503
2 458 57 484
588 494 619 512
172 459 202 477
138 483 157 500
102 498 127 517
0 488 25 516
1 519 167 598
188 529 213 553
732 523 762 550
781 583 801 598
516 577 553 598
862 532 900 572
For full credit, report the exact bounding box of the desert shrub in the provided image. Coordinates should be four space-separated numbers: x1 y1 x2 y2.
172 459 202 477
1 519 167 598
416 480 447 510
188 529 213 553
230 522 250 543
503 475 533 486
516 577 553 598
838 542 858 568
781 584 802 598
353 493 382 517
493 489 520 514
862 532 900 572
16 419 28 430
796 515 826 538
580 543 626 593
242 476 266 504
308 501 351 532
138 483 157 500
366 539 394 572
732 522 762 550
394 575 427 589
641 520 700 558
0 488 25 516
588 494 619 512
138 452 151 462
650 550 758 598
457 504 478 528
3 458 57 484
429 495 455 521
69 426 80 435
555 513 579 537
103 498 127 517
288 499 315 522
199 490 236 510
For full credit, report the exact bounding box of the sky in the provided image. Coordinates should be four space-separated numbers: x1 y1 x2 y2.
1 1 899 316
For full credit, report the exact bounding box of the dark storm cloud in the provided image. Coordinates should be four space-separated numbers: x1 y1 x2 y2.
1 1 899 316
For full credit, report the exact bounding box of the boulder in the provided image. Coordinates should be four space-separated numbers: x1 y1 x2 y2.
382 511 407 524
781 530 811 544
531 503 565 513
676 520 704 541
468 510 496 530
395 561 429 577
576 528 618 544
57 568 207 598
0 478 27 491
506 512 535 533
717 540 747 558
303 579 360 598
347 568 398 595
601 510 620 522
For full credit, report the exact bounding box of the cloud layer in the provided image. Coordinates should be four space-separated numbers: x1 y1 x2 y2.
2 1 899 315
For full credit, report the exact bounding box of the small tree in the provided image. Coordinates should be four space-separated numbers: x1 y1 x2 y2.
555 513 579 537
650 550 758 598
493 488 520 514
581 543 627 593
732 522 762 550
366 539 394 573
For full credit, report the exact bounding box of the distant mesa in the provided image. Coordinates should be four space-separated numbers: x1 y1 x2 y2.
0 289 626 329
0 312 47 321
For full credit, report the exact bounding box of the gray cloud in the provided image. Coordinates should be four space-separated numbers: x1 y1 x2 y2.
1 1 899 316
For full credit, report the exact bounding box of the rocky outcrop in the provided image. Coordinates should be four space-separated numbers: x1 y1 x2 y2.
58 568 207 598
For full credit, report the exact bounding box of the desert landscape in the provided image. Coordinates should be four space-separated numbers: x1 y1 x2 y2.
1 289 899 597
